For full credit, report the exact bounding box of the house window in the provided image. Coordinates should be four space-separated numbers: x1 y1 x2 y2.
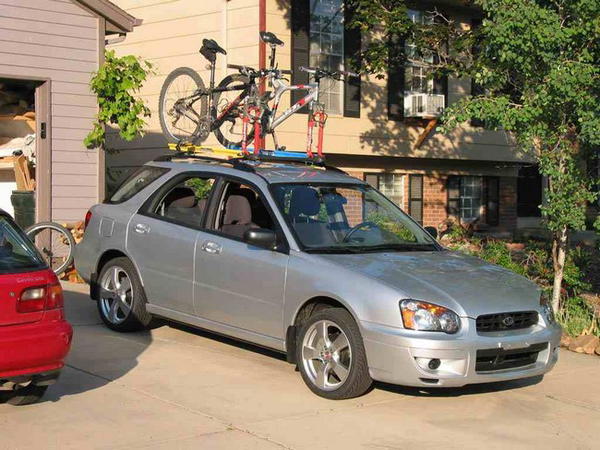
404 10 434 96
309 0 344 115
448 176 499 224
365 173 404 208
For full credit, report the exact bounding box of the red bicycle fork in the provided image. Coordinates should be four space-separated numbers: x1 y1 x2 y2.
306 110 328 159
240 106 263 156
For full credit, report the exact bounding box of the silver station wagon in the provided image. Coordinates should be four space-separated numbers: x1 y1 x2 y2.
75 154 561 399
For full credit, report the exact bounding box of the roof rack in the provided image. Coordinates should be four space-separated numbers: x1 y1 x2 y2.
157 143 347 174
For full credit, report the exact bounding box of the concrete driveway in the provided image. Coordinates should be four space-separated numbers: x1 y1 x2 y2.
1 283 599 449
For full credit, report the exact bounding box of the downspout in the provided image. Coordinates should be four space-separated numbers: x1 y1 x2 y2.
259 0 266 93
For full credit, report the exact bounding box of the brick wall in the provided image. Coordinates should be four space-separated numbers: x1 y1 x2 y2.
422 175 448 228
344 171 365 225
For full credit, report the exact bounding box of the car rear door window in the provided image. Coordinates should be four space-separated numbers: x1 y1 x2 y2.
109 166 169 204
152 176 216 229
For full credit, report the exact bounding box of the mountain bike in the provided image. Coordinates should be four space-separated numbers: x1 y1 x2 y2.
159 32 289 147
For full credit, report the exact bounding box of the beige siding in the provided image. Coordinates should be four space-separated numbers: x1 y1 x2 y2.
0 0 101 222
108 0 259 184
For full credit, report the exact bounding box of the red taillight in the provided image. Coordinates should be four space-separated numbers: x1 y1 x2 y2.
17 282 64 313
84 209 92 231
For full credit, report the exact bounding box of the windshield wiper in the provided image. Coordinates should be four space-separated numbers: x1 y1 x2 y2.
353 243 438 253
304 246 361 254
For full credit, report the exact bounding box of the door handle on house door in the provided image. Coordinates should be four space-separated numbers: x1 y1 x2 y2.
201 241 222 254
134 223 151 234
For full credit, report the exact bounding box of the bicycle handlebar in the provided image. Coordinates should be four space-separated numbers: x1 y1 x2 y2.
299 66 359 79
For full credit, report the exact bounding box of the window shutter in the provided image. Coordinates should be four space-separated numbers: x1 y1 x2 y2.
291 0 310 111
364 173 379 188
433 14 448 108
470 17 484 127
484 177 499 226
409 174 424 224
387 37 405 121
447 176 460 219
343 4 361 118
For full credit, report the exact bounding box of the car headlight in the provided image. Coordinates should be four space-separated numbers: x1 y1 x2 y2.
540 291 555 324
400 300 461 334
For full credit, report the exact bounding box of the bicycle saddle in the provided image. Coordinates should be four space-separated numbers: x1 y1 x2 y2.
201 38 227 55
260 31 284 47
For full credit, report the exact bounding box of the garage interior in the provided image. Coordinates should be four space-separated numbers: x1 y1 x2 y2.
0 77 39 225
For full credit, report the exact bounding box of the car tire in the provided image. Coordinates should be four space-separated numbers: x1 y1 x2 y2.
6 385 48 406
97 257 153 332
296 307 372 399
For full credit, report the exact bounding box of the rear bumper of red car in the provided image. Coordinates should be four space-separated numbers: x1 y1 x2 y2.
0 319 72 384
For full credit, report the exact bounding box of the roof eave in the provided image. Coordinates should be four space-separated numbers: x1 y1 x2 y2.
75 0 142 34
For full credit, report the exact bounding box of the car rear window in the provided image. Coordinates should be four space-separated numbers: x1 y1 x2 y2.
0 216 46 274
109 166 169 204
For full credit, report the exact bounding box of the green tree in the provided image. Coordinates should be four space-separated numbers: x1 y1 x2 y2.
85 50 153 149
348 0 600 312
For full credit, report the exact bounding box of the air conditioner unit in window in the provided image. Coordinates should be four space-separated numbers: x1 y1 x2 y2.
404 93 445 118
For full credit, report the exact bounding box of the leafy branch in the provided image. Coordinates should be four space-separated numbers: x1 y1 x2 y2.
84 50 154 149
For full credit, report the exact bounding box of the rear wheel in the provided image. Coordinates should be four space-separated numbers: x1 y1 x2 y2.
97 257 153 332
25 221 75 276
296 307 372 399
213 73 254 148
159 67 208 144
6 385 48 406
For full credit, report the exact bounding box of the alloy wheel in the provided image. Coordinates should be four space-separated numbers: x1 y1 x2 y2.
301 320 352 391
99 266 133 325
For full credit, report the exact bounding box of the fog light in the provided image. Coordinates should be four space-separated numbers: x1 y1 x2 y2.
428 358 441 370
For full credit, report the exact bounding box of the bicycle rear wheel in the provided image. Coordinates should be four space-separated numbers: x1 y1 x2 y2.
213 73 255 149
25 222 75 276
159 67 208 144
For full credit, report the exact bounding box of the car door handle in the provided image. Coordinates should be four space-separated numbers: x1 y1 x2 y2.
134 223 151 234
201 241 222 254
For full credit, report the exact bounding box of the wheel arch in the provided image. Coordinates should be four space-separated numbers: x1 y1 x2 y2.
285 295 360 365
91 249 143 300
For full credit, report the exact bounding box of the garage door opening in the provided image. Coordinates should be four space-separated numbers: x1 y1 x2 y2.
0 77 50 227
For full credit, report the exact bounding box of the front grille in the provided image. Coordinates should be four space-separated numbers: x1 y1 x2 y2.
476 311 538 333
475 342 547 373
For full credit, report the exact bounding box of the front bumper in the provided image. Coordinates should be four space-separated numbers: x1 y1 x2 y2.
361 318 561 388
0 319 73 380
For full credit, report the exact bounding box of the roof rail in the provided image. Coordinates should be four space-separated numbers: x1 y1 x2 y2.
153 152 255 172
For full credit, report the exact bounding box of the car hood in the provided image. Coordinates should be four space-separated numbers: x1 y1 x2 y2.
317 250 540 318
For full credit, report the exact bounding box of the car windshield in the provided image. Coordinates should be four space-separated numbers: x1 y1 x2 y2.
272 183 438 253
0 216 46 273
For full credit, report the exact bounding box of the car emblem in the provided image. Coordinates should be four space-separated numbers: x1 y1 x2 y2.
502 316 515 327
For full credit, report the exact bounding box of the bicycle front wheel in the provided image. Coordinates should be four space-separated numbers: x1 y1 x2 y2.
159 67 208 144
25 222 75 276
213 73 254 149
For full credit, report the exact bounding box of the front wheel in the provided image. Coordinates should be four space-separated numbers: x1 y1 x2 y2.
159 67 208 144
296 308 372 399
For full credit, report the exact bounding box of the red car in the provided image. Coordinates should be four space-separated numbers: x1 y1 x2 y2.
0 210 72 405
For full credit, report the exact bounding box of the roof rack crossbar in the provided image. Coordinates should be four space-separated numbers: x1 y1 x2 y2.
154 152 256 172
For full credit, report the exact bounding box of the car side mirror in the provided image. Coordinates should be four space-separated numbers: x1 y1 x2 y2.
424 226 438 240
244 228 277 250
